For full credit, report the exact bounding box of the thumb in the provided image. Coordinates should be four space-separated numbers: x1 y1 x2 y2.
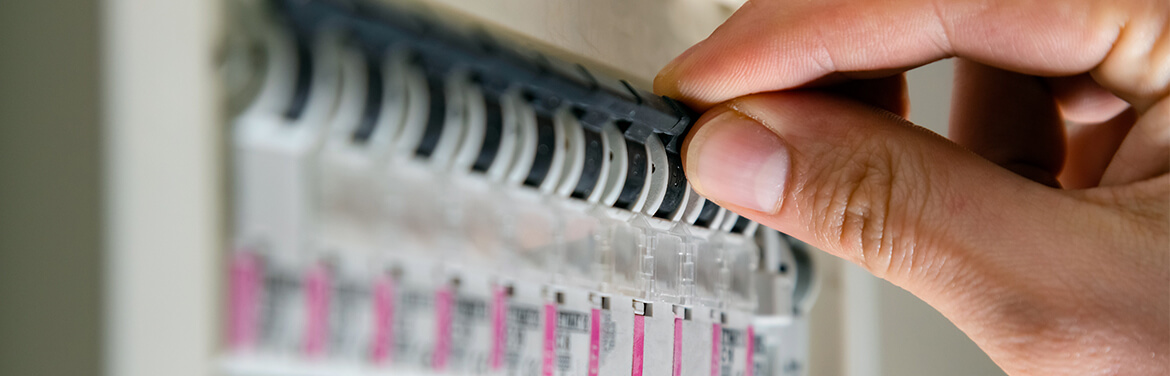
683 92 1066 300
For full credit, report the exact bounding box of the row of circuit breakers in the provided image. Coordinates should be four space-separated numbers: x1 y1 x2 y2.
224 1 817 376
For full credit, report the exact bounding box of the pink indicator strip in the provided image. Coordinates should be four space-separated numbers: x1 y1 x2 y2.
711 323 721 376
588 308 601 376
228 252 262 350
370 275 396 364
631 315 645 376
542 303 557 376
303 264 332 357
745 326 755 376
433 287 454 371
490 286 508 370
673 318 683 376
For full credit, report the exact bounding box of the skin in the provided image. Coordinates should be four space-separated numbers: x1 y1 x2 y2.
655 0 1169 374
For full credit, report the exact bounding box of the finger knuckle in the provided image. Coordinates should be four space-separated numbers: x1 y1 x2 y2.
807 139 928 277
1097 8 1170 104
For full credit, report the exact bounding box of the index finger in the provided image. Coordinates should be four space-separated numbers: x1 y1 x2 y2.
654 0 1158 110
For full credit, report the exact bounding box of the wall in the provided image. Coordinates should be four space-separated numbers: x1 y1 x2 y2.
0 1 104 375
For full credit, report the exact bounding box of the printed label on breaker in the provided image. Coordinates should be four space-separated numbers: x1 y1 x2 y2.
395 287 437 369
720 327 752 376
506 304 544 376
554 308 591 375
750 327 767 376
329 275 372 359
260 265 302 353
598 304 632 375
451 293 494 373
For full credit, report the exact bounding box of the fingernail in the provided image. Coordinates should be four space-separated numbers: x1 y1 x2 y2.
688 110 789 213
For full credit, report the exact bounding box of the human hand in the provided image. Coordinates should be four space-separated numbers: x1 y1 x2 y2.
655 0 1169 374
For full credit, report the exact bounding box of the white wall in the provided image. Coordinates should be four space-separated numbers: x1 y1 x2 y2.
102 1 221 375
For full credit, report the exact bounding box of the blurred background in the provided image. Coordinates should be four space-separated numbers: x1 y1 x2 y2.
0 0 1003 375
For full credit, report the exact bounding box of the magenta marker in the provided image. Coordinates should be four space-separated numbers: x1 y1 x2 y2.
370 275 395 364
490 286 508 370
542 303 557 376
673 317 683 376
631 314 645 376
588 308 601 376
710 323 721 376
745 326 755 376
433 287 454 370
228 251 262 351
